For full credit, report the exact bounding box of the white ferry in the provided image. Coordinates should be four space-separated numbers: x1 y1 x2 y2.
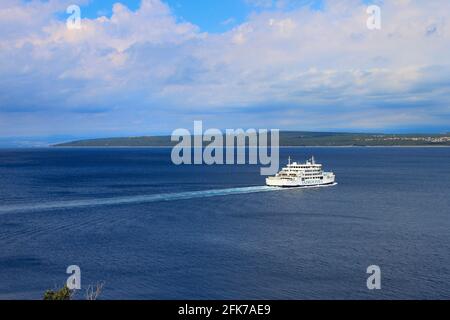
266 156 336 188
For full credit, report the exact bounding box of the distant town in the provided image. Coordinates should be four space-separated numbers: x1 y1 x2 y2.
356 135 450 144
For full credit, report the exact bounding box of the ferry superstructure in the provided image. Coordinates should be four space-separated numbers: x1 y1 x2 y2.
266 156 336 188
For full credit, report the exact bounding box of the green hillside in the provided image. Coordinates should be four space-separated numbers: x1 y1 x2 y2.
54 132 450 147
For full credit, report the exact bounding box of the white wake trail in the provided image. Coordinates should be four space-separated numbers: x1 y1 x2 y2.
0 186 280 215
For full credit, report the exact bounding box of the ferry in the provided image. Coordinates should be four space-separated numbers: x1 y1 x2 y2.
266 156 336 188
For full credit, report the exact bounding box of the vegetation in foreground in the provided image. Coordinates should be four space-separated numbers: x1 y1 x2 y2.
43 283 105 301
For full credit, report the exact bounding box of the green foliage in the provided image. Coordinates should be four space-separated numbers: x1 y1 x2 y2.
43 282 105 300
43 285 73 300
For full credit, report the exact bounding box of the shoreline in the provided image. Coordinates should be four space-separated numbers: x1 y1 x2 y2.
1 145 449 149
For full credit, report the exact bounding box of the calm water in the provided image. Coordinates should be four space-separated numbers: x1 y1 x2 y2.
0 147 449 299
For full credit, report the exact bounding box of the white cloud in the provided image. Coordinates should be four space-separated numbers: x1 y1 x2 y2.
1 0 450 135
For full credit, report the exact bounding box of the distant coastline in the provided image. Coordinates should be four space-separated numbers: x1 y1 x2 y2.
54 132 450 147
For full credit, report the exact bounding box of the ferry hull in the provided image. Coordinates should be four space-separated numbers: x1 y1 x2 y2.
265 176 336 188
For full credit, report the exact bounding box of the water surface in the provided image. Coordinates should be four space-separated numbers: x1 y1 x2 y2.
0 147 449 299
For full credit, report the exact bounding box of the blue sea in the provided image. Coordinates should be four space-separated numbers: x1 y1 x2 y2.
0 147 449 300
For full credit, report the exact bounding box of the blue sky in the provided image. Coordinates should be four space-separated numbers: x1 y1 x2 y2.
78 0 326 32
80 0 249 32
1 0 449 145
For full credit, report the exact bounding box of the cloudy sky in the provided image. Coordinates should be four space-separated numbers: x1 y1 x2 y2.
1 0 449 144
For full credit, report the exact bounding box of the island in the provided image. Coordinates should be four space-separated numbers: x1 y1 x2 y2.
54 132 450 147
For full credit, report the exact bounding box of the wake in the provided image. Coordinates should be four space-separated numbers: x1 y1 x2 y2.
0 186 279 215
0 183 337 215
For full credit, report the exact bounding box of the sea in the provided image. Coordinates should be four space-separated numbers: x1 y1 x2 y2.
0 147 449 299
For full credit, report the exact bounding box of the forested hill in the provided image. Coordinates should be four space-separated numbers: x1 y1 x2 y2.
54 132 450 147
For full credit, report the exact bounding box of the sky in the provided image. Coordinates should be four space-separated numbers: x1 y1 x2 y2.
1 0 450 145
